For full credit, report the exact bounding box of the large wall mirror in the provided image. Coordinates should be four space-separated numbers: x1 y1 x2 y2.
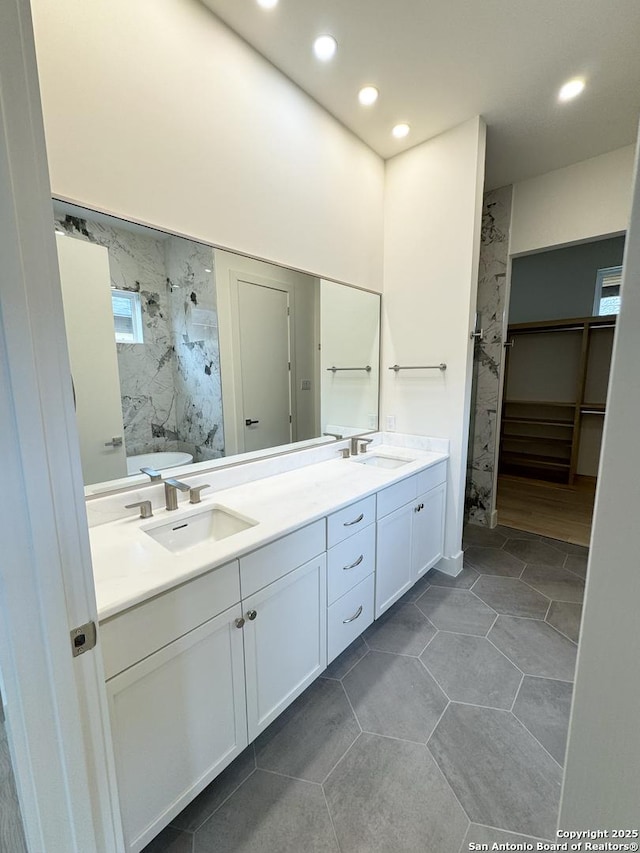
52 202 381 493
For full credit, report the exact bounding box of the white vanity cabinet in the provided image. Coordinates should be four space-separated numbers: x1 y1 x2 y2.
375 462 446 617
103 563 247 853
242 554 327 739
326 496 376 662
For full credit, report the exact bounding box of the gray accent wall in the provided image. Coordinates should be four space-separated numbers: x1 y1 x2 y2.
509 236 625 323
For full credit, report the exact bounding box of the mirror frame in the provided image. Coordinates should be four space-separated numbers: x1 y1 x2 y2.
51 197 382 499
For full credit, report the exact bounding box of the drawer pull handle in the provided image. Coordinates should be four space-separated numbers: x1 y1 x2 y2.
343 605 363 624
343 513 364 527
246 610 257 621
343 554 364 571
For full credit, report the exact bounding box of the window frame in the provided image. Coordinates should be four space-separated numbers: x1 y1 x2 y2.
593 265 623 317
111 287 144 343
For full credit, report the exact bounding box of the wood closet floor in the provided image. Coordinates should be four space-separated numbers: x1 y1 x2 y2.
496 474 596 547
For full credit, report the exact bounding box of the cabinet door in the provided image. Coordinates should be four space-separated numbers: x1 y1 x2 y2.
411 483 446 580
243 555 327 741
375 502 413 618
107 604 247 853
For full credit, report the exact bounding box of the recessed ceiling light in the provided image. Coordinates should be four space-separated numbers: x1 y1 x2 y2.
313 35 337 62
558 78 585 102
392 123 410 139
256 0 278 8
204 268 212 273
358 86 379 106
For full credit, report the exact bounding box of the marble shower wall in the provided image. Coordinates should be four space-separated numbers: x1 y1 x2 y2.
55 215 225 462
165 237 224 461
465 185 513 526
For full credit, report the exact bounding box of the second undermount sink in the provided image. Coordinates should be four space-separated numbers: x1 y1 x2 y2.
143 505 258 554
353 453 413 470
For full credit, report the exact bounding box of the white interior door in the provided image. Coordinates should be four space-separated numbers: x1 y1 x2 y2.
56 235 128 484
237 279 292 452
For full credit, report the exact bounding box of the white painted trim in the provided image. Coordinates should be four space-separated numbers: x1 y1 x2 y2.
435 551 464 576
0 1 122 849
488 509 499 529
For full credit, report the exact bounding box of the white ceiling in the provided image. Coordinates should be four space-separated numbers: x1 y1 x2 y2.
200 0 640 189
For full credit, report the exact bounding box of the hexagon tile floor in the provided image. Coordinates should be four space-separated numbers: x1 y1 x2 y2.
143 525 586 853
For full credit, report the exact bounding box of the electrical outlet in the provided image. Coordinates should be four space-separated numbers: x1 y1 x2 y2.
368 414 378 430
300 379 311 391
385 415 396 431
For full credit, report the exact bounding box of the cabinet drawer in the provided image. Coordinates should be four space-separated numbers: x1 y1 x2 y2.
327 495 376 548
327 524 375 605
101 560 240 680
416 461 447 495
376 474 417 519
327 574 374 663
240 520 325 598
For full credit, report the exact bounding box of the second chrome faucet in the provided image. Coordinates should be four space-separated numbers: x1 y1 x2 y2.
164 478 211 510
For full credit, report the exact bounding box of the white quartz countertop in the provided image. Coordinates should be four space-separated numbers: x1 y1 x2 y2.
90 443 448 621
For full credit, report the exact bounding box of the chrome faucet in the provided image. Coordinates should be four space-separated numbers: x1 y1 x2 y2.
323 431 343 440
350 436 374 455
164 478 190 511
140 466 162 482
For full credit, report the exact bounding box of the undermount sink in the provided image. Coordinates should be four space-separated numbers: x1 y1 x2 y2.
353 453 413 470
143 505 258 554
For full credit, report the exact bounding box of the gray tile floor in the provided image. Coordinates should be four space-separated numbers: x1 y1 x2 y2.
144 525 586 853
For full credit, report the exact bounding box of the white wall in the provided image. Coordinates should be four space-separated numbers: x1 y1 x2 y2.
559 135 640 828
320 280 380 434
31 0 384 292
382 117 487 569
510 145 635 256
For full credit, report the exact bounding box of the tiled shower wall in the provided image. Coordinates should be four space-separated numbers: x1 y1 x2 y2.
465 186 513 526
55 216 225 462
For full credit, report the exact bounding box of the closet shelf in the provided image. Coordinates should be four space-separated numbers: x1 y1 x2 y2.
502 416 574 427
500 452 571 470
502 433 573 445
504 400 576 407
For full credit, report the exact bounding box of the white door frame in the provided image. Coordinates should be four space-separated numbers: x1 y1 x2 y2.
227 270 296 452
0 1 122 850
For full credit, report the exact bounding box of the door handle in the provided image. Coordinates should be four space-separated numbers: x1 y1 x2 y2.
104 436 123 447
245 419 259 426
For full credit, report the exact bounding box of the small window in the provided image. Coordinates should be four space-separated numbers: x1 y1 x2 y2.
112 289 144 343
594 266 623 316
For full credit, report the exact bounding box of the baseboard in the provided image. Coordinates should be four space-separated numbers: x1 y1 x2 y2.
435 551 464 577
489 509 498 528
